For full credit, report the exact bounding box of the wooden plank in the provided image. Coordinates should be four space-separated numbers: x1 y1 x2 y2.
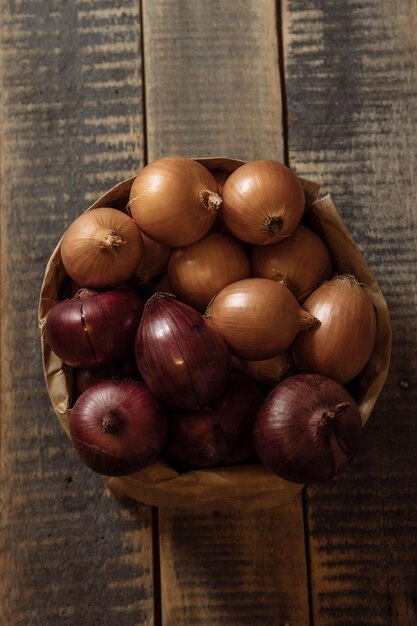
0 1 154 624
283 0 417 624
159 502 309 626
142 1 310 624
142 0 284 163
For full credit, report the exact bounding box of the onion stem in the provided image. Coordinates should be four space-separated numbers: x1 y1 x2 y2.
321 402 350 427
201 189 222 214
102 410 121 433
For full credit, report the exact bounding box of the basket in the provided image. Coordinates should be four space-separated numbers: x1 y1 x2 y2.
38 157 391 512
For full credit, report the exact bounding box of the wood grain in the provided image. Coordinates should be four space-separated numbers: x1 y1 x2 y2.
142 1 309 624
159 501 309 626
283 0 417 624
142 0 284 163
0 1 153 624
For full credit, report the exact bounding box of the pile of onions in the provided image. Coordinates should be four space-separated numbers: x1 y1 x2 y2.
168 232 251 312
43 156 377 485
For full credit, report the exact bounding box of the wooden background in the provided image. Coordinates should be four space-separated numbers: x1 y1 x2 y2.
1 0 416 624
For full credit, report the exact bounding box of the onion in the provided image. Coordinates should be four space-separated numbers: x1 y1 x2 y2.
222 160 305 245
291 275 376 384
70 379 167 476
253 374 363 483
251 226 333 302
232 352 295 386
167 232 251 312
164 372 264 470
134 233 172 284
61 207 143 289
73 359 141 400
45 289 143 368
205 278 318 360
129 157 221 246
136 293 231 409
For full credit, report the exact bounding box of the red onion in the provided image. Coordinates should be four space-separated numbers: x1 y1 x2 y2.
135 293 231 409
253 374 362 484
164 373 264 470
70 379 167 476
73 358 141 399
45 289 143 368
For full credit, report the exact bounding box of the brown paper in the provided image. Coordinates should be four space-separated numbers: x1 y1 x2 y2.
38 157 391 512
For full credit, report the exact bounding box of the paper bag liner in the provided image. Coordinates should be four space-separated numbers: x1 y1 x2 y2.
38 157 391 513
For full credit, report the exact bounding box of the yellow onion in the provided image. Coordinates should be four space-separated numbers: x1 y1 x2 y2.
232 352 295 386
291 275 376 384
129 157 221 246
61 207 143 289
251 226 333 302
205 278 318 360
134 233 172 284
168 232 251 312
222 160 305 245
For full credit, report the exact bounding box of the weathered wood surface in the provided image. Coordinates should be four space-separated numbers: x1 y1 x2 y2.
1 0 416 624
142 1 309 624
284 0 417 624
142 0 284 163
158 502 309 626
0 1 154 625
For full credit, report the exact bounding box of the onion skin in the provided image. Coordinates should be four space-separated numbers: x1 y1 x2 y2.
61 207 143 289
70 379 167 476
135 293 231 409
134 233 172 284
222 160 305 245
253 374 363 484
206 278 318 360
164 373 264 470
232 352 295 386
45 289 144 368
129 157 221 247
168 232 251 312
291 275 376 384
73 359 141 400
251 226 333 302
